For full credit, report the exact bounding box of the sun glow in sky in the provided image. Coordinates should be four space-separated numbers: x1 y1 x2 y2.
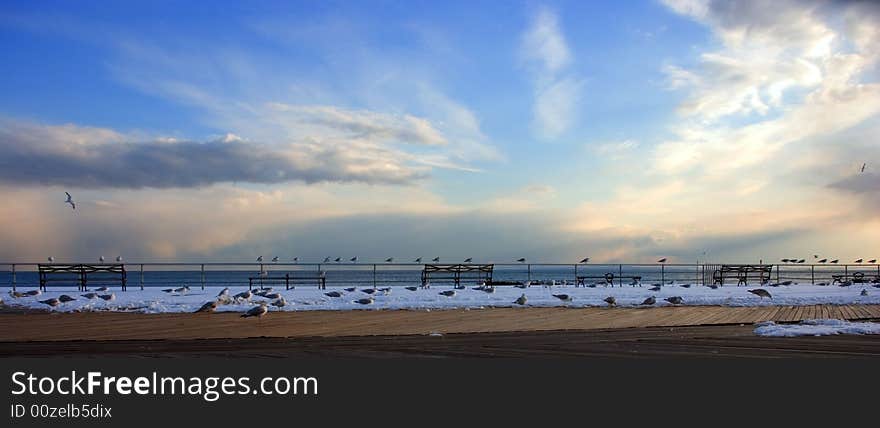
0 0 878 263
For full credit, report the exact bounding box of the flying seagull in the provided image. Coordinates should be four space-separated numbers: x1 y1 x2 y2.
64 192 75 210
748 289 772 299
579 257 590 263
657 258 667 263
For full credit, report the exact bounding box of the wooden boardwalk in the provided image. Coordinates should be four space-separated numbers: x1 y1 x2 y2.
2 304 879 342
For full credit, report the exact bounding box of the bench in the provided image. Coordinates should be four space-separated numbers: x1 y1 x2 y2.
422 264 493 287
38 264 127 291
576 273 615 287
713 265 772 286
249 272 326 290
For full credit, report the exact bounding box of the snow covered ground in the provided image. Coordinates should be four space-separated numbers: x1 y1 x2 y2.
754 319 880 337
2 282 879 314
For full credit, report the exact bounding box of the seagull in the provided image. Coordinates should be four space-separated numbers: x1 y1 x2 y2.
361 288 378 295
217 287 229 297
64 192 75 210
454 284 466 290
868 259 876 264
579 257 590 263
174 286 190 294
432 257 440 262
657 258 667 263
385 257 393 263
162 288 174 293
81 293 98 299
855 258 863 263
818 258 827 263
861 162 866 173
263 293 281 300
861 289 868 296
354 297 374 305
414 257 422 263
350 257 358 263
517 258 526 263
241 302 268 318
552 294 572 302
39 298 60 307
195 301 218 313
323 257 331 263
233 290 253 301
8 291 25 298
58 295 76 303
797 259 805 264
378 287 392 295
830 259 839 264
324 291 343 298
24 289 42 296
463 258 472 263
604 296 616 306
514 294 527 305
664 296 683 305
98 256 105 263
98 294 115 301
292 257 298 263
272 256 279 262
47 256 54 263
640 296 656 305
344 287 356 292
257 256 263 262
116 256 123 262
335 257 341 263
781 258 790 263
648 285 661 292
748 289 772 299
271 297 287 308
439 290 456 297
95 286 109 292
405 286 418 291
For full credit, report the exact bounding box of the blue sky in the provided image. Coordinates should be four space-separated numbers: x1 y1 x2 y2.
0 0 878 263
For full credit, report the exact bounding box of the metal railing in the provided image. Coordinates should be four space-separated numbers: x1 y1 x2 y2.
1 262 878 291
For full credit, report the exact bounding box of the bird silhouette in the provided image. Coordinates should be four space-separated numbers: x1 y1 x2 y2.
405 286 418 291
517 258 526 263
797 259 805 264
272 256 279 262
350 257 358 262
292 257 298 263
603 296 616 306
385 257 393 263
463 258 472 263
432 257 440 262
256 256 263 262
47 256 54 263
64 192 76 210
831 259 839 264
323 257 331 263
98 256 105 263
861 162 866 173
855 258 863 263
414 257 422 263
335 257 341 263
818 258 827 263
579 257 590 263
869 259 877 264
781 258 790 263
657 258 667 263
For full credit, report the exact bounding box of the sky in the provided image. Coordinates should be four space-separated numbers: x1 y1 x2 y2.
0 0 878 263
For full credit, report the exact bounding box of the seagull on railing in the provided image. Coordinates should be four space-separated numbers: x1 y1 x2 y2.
385 257 393 263
272 256 279 262
323 257 331 263
818 258 827 263
797 259 805 264
869 259 877 264
98 256 105 263
47 256 54 263
256 256 263 262
517 258 526 263
292 257 298 263
830 259 839 263
414 257 422 263
65 192 76 210
657 258 667 263
781 258 790 263
855 258 863 263
432 257 440 262
463 258 472 263
334 257 341 263
579 257 590 263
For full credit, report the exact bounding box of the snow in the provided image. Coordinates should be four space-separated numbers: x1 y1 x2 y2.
754 319 880 337
2 282 879 314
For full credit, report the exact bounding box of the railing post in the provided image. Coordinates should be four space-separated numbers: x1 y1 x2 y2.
845 265 848 282
200 264 205 290
139 264 144 290
11 264 16 291
618 264 622 287
372 264 377 288
811 265 815 285
661 264 665 284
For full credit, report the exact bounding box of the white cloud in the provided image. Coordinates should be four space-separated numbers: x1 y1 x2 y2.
520 6 584 139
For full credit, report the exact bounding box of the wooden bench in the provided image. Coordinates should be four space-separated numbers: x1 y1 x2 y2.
422 264 493 287
713 264 772 286
249 272 326 290
38 264 127 291
576 273 615 287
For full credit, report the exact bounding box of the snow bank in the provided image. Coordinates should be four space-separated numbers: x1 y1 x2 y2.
754 319 880 337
